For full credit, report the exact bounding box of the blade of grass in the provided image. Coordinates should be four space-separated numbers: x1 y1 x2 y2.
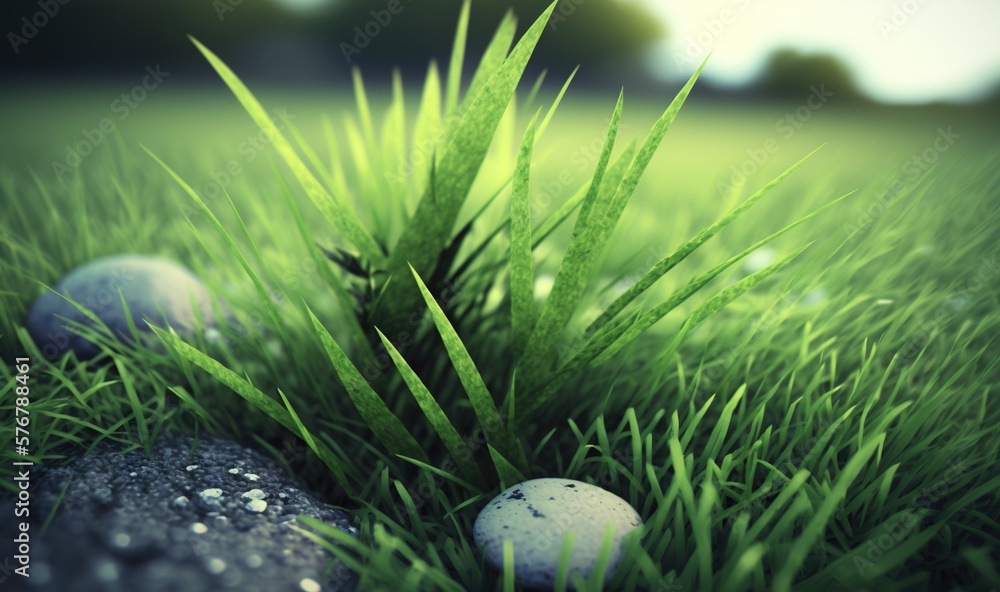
488 444 528 489
444 0 470 114
375 328 481 484
188 37 385 266
585 146 826 337
375 1 557 339
772 434 884 592
307 306 426 462
151 326 353 491
460 10 517 113
533 140 638 248
596 242 815 366
517 90 624 388
511 117 539 359
410 266 524 467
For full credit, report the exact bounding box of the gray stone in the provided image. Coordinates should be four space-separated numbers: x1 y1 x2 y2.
1 433 357 592
25 254 217 360
473 478 642 590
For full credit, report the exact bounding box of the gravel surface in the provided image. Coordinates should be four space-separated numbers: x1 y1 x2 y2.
0 433 356 591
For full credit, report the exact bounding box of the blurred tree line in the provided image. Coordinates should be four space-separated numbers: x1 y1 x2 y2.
2 0 661 82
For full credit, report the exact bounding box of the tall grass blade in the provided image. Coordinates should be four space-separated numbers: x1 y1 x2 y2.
517 90 624 388
307 307 426 462
375 2 557 339
511 117 538 359
189 37 386 266
410 266 524 467
375 328 481 484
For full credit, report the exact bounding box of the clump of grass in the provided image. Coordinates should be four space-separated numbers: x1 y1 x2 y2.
152 0 844 491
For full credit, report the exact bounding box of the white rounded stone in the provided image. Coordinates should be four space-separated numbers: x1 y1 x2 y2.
473 478 641 590
25 254 217 360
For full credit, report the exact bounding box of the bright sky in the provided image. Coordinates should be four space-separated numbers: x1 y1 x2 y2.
643 0 1000 104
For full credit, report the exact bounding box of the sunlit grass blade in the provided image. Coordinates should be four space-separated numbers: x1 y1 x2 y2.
532 140 638 248
517 90 624 388
537 66 578 140
410 266 524 467
307 306 426 462
375 1 557 339
511 117 538 359
597 242 815 366
585 146 827 337
352 68 378 149
142 147 290 346
461 10 517 113
410 61 443 192
375 328 481 484
188 36 386 266
444 0 470 114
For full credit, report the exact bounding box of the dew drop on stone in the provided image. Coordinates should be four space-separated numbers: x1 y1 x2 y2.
206 557 227 575
96 560 119 582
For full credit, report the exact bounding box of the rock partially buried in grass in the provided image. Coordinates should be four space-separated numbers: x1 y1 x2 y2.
25 254 216 360
473 478 642 589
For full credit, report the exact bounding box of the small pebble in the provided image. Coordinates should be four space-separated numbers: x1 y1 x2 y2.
200 488 223 499
242 489 266 500
473 478 642 590
245 499 267 513
190 522 208 535
172 496 190 508
24 255 216 360
186 465 200 472
243 473 260 482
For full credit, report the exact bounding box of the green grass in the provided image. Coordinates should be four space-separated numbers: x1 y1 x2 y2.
2 2 1000 590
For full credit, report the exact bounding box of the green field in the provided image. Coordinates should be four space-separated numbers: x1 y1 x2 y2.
1 27 999 591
